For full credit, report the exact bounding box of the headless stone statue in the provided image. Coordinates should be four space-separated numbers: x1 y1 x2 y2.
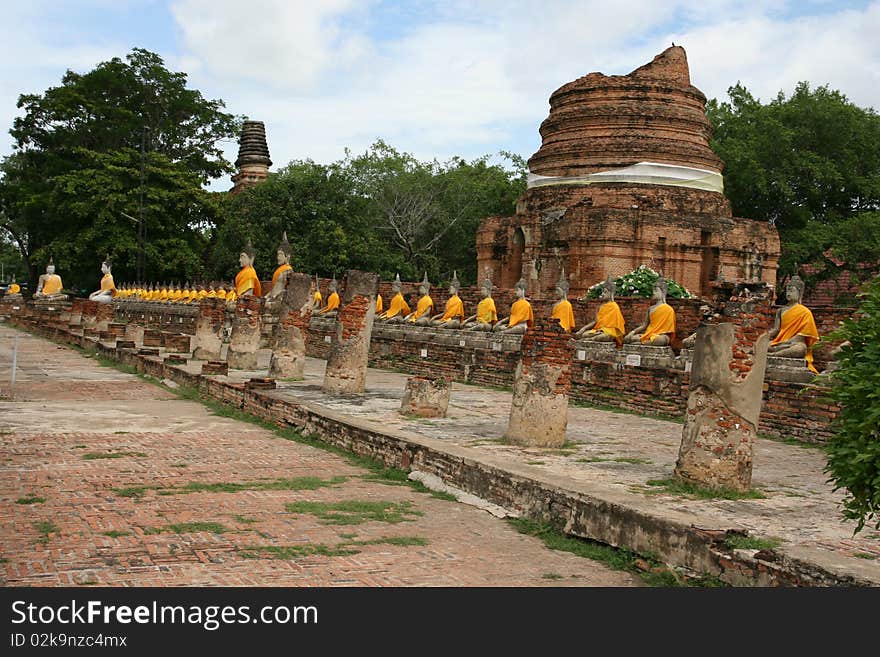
88 256 116 303
266 232 293 302
767 275 820 372
549 268 575 332
463 273 497 331
35 258 66 299
405 272 434 326
379 273 410 323
431 271 465 328
624 273 675 346
494 278 533 334
575 277 625 346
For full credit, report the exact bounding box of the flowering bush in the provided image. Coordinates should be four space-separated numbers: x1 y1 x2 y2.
585 265 693 299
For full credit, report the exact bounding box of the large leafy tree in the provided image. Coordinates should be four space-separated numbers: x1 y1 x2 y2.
707 83 880 287
0 48 238 292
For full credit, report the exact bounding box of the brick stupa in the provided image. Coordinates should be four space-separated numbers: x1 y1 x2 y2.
230 120 272 195
476 46 779 298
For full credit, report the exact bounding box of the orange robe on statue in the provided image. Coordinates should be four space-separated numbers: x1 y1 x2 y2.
382 293 410 319
376 294 383 314
439 295 464 322
551 299 575 332
100 274 116 296
42 274 63 295
320 292 340 314
640 303 675 344
771 304 820 373
271 264 292 288
409 295 434 322
508 298 534 329
476 297 497 324
595 301 626 347
234 266 261 297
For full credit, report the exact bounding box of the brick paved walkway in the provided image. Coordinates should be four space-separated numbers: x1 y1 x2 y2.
0 329 639 587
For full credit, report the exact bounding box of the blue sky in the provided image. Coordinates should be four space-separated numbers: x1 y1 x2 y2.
2 1 878 190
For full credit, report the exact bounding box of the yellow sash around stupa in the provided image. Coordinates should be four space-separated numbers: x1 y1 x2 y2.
595 301 626 347
320 291 340 314
234 266 261 297
383 292 410 319
640 303 675 344
271 263 292 287
43 274 63 295
509 298 534 329
100 273 116 296
772 303 820 373
439 294 464 322
551 299 575 332
409 295 434 322
376 294 383 314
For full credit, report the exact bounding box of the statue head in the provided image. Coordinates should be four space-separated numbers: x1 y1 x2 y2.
419 272 430 296
555 268 569 300
392 273 402 293
600 276 616 301
46 257 55 275
653 272 668 302
449 270 460 296
785 275 805 304
277 231 292 265
515 278 527 299
101 255 111 274
240 239 256 267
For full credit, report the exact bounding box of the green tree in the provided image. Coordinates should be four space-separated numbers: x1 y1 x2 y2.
1 48 238 291
707 83 880 283
824 275 880 532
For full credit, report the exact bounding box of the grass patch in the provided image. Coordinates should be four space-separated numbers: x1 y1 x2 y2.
174 476 347 495
239 544 359 559
577 456 652 465
644 478 766 500
525 460 546 465
757 432 823 450
285 500 422 525
16 495 45 504
73 445 88 449
102 530 130 538
724 535 783 551
113 486 151 498
83 451 147 460
145 522 229 535
34 520 59 545
508 518 727 588
853 553 877 560
541 573 563 580
344 536 428 548
233 515 258 525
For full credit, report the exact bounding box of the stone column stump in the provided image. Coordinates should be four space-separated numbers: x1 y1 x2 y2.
227 295 263 370
192 297 227 360
506 318 574 447
674 284 774 491
323 270 380 394
268 273 313 379
400 376 450 417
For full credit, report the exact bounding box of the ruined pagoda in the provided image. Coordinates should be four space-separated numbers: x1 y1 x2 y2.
476 46 780 299
230 120 272 195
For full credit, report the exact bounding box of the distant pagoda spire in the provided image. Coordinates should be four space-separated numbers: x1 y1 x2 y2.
230 120 272 195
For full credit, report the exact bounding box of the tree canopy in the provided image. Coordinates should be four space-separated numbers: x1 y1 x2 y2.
0 48 239 292
707 83 880 287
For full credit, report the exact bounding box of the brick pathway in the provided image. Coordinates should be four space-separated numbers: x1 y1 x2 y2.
0 329 639 587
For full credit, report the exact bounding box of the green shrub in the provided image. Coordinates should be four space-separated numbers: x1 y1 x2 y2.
824 275 880 533
585 265 693 299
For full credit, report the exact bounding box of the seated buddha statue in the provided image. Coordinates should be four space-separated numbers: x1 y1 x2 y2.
406 273 434 326
550 269 575 333
463 274 497 331
376 293 383 315
768 274 820 373
266 232 294 302
575 277 625 347
378 273 410 323
624 274 675 346
493 278 533 334
318 277 341 315
88 257 116 303
234 240 261 299
5 281 22 300
35 258 66 299
311 274 323 310
431 271 465 328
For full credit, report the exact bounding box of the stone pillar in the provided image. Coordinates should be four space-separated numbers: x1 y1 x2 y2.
323 270 380 394
191 297 226 360
124 321 145 346
227 295 264 370
674 284 774 491
400 376 450 417
269 273 313 379
506 318 574 447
